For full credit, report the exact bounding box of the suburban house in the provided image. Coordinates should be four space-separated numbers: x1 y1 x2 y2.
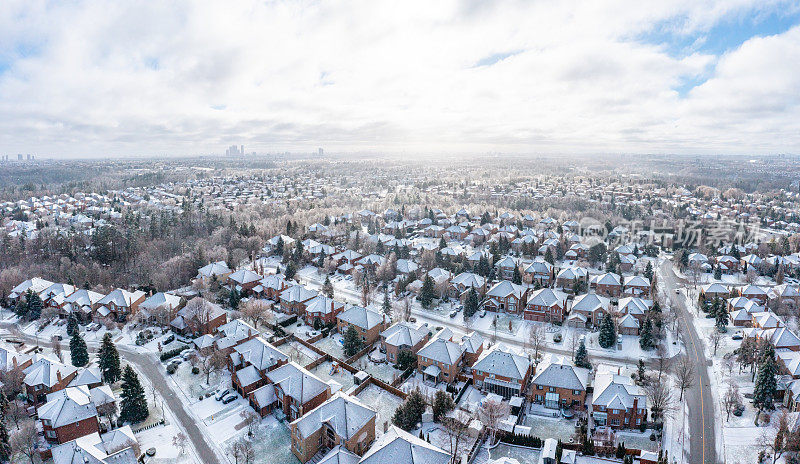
741 284 768 304
214 319 259 353
523 260 554 286
258 274 289 300
170 297 227 336
227 269 264 294
8 277 54 305
51 426 138 464
449 272 486 300
24 355 78 406
458 331 485 366
290 392 377 463
303 295 345 327
591 364 647 428
483 280 528 314
471 345 532 399
530 355 589 409
230 336 289 397
96 289 146 322
380 322 431 364
622 275 651 297
357 425 451 464
524 288 568 322
61 289 104 321
0 341 33 372
195 261 232 285
40 283 77 309
37 386 102 444
138 292 183 324
279 285 320 316
336 306 388 346
495 256 520 280
701 283 729 300
266 362 333 421
590 273 622 298
417 329 463 385
617 297 652 323
555 267 588 292
568 293 612 328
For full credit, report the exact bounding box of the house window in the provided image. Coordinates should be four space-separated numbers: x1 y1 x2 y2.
573 390 580 395
46 431 56 438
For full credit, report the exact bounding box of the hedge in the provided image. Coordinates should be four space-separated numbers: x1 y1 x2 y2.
160 345 188 361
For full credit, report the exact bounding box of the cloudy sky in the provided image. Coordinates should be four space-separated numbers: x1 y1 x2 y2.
1 0 799 158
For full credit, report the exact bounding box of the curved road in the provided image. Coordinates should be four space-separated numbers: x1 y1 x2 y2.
0 323 222 464
659 260 717 464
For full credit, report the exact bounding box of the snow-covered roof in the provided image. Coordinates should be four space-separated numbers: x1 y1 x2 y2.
232 337 288 372
37 386 98 428
337 306 385 331
266 362 329 404
359 425 450 464
381 322 428 349
472 345 529 381
51 426 138 464
532 355 588 391
23 355 77 388
291 392 376 441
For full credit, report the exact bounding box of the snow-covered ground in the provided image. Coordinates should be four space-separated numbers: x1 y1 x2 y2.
355 384 404 436
310 360 356 392
313 332 345 359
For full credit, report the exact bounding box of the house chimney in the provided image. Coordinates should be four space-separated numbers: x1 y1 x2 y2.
57 370 62 383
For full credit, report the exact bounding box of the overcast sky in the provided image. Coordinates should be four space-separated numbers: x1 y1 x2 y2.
1 0 799 158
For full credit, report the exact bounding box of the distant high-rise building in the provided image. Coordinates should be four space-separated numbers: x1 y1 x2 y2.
240 145 244 155
17 154 23 160
318 147 324 156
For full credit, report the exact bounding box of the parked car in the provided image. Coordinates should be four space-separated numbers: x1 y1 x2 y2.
732 333 743 340
449 310 459 318
215 389 230 401
222 393 238 404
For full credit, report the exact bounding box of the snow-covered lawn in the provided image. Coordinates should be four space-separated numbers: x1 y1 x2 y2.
313 333 345 359
350 356 404 384
169 360 229 401
523 415 578 442
283 339 324 367
355 384 404 436
310 360 355 392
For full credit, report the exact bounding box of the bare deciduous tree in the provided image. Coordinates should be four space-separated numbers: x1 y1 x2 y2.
674 355 696 402
477 398 510 445
173 432 188 456
756 409 794 464
231 436 256 464
10 421 39 464
526 324 547 363
239 299 272 329
645 376 675 423
438 409 472 463
191 349 228 384
51 335 63 362
722 382 741 422
709 330 723 356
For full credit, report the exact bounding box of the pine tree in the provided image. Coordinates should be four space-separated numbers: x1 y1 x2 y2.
715 305 729 332
66 314 78 337
26 291 42 321
512 266 522 285
70 333 89 367
98 333 122 384
228 287 241 310
544 248 554 265
714 266 722 280
644 261 654 280
753 344 777 423
598 314 616 349
0 419 10 463
284 261 297 280
120 365 149 423
439 236 447 250
464 287 479 318
419 274 436 308
639 318 654 350
574 338 591 368
322 276 334 298
343 326 363 357
382 286 392 316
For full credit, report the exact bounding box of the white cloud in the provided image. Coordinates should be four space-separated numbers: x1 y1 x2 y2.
0 0 798 156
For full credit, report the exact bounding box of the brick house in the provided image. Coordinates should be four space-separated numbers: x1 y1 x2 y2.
523 260 553 286
472 345 532 399
37 387 101 444
95 289 146 322
358 425 451 464
741 284 768 305
227 269 264 295
258 274 289 300
23 356 78 406
266 362 332 421
230 337 289 397
337 306 388 346
380 322 430 364
61 289 104 322
290 392 377 462
524 288 568 323
616 297 652 324
195 261 232 286
303 295 345 327
555 267 588 292
417 329 463 385
569 293 611 328
458 331 485 366
530 355 589 409
590 273 622 298
495 256 520 280
622 275 650 297
591 365 647 429
214 319 259 354
448 272 486 300
279 285 319 316
483 280 528 314
170 297 227 336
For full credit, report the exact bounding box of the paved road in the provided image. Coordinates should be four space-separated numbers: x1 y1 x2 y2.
659 260 717 464
0 323 222 464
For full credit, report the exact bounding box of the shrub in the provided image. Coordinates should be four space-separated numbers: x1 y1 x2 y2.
553 333 563 343
160 346 188 361
192 367 200 375
166 364 177 375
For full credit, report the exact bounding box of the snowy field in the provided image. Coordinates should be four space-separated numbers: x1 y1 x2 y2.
355 384 404 436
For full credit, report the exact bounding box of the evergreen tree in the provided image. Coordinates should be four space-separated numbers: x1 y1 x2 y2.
432 390 455 422
0 419 10 463
382 286 392 316
228 287 241 310
598 314 616 349
120 365 149 423
284 261 297 280
322 276 334 298
275 236 285 257
98 333 122 384
715 305 729 332
477 255 490 277
639 318 654 350
512 266 522 285
714 266 722 280
342 326 363 357
14 292 28 318
644 261 654 280
419 275 436 308
574 338 591 368
544 248 555 265
753 344 777 423
439 236 447 250
26 291 42 320
66 314 79 337
464 287 480 318
70 333 89 367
